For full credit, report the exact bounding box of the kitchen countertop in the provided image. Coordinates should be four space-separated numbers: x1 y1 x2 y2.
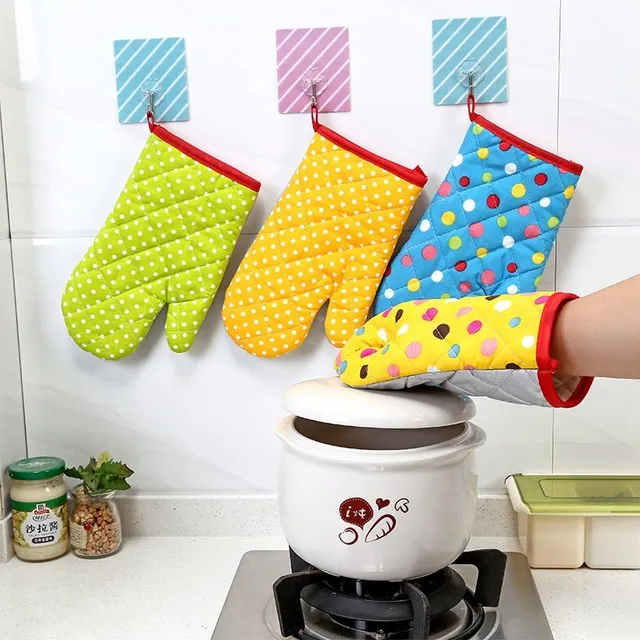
0 536 637 640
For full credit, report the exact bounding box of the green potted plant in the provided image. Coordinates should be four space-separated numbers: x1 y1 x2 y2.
65 452 133 558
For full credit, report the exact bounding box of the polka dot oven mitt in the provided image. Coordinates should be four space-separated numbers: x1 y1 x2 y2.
222 122 427 358
336 293 593 408
374 112 583 313
62 122 260 359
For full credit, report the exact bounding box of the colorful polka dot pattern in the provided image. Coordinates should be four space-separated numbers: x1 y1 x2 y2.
62 132 259 360
336 293 552 388
222 131 425 358
374 119 582 313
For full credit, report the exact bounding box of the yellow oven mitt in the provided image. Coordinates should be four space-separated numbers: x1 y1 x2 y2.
222 123 427 358
335 292 593 408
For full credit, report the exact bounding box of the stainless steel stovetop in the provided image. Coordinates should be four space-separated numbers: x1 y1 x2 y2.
211 551 553 640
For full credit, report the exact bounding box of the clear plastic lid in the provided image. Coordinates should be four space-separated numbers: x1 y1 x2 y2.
508 474 640 514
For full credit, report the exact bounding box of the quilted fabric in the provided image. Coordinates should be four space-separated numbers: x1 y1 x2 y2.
374 113 583 313
336 292 593 408
222 123 427 358
62 123 260 360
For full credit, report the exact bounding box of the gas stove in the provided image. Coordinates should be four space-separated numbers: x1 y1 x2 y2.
211 549 553 640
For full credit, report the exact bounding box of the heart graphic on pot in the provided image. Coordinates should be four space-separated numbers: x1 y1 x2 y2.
376 498 391 510
339 497 374 530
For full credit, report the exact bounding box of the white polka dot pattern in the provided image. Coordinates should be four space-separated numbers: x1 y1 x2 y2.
62 133 259 360
222 131 425 358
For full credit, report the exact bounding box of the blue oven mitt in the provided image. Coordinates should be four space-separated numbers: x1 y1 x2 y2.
374 110 583 313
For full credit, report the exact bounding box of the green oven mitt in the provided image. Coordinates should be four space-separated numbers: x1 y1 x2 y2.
62 122 260 359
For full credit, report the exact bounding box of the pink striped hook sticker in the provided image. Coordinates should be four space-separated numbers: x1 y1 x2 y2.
275 27 352 115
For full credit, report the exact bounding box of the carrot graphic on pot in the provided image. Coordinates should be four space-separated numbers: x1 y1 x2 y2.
338 497 409 545
365 515 397 543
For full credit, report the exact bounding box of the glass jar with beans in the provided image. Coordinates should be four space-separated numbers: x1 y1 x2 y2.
65 452 133 558
70 486 123 557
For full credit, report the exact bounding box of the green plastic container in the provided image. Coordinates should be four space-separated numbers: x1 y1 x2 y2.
506 474 640 569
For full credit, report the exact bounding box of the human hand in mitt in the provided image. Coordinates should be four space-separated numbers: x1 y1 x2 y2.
335 292 593 408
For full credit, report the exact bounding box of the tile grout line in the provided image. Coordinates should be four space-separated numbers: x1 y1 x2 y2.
0 94 29 468
551 0 563 474
0 119 27 458
555 0 563 157
10 221 640 243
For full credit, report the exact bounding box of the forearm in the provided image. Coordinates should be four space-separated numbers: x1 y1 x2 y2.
552 275 640 379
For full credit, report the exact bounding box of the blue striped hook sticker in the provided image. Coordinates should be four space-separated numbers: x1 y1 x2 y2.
432 17 508 106
113 37 190 124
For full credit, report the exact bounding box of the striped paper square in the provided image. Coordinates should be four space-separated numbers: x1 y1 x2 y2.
432 17 508 106
113 37 190 124
276 27 351 114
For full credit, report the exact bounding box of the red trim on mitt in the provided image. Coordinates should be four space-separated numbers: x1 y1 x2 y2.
470 112 583 176
537 292 594 408
312 122 428 188
148 121 261 193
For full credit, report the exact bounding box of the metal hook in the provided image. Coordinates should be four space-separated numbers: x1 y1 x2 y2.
146 89 157 117
310 80 318 108
467 70 475 99
466 70 477 119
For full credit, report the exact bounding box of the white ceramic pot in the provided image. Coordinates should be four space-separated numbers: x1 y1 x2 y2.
277 378 486 581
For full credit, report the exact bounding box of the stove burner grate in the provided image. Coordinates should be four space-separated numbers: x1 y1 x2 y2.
274 549 506 640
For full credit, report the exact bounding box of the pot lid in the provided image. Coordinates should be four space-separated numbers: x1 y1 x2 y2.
283 377 476 429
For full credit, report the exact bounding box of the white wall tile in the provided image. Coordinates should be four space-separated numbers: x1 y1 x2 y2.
12 236 341 494
11 232 547 493
554 226 640 472
0 121 8 241
1 0 561 238
2 0 566 496
0 0 18 87
0 0 10 244
556 226 639 295
0 240 26 515
554 377 640 475
474 399 553 493
0 2 23 517
559 0 640 227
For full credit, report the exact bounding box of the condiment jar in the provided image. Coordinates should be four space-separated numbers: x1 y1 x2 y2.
8 457 70 561
70 485 123 557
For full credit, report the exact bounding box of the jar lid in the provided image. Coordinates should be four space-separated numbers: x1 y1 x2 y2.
283 377 476 429
8 456 66 481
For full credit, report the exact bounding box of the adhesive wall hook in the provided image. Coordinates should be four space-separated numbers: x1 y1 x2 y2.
466 70 477 119
456 60 484 118
432 17 508 106
144 88 159 127
275 27 352 115
146 89 157 117
467 70 475 99
114 37 190 125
